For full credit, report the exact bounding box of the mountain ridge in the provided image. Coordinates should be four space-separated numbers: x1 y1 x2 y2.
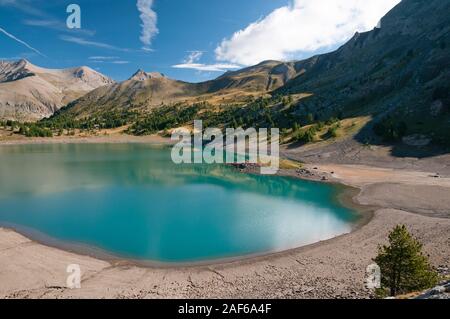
50 60 303 119
0 60 115 121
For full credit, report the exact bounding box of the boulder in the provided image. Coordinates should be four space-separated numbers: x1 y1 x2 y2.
430 286 446 295
430 100 443 116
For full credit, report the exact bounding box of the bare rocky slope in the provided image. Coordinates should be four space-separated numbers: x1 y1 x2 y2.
0 59 114 121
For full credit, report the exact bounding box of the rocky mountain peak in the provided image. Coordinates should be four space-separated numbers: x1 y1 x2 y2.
129 69 166 81
0 60 115 121
0 59 35 83
69 66 115 86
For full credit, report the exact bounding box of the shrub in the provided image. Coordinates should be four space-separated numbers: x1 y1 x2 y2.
23 125 53 137
374 225 439 297
315 121 325 130
326 125 339 138
432 86 450 102
326 117 339 126
294 127 316 144
373 116 407 141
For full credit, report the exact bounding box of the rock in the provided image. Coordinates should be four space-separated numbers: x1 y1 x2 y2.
430 100 443 116
430 286 446 295
402 134 432 147
427 294 449 300
437 266 448 275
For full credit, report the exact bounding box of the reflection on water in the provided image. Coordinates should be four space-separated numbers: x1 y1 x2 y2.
0 143 358 263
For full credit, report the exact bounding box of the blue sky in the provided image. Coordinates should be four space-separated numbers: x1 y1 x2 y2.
0 0 400 82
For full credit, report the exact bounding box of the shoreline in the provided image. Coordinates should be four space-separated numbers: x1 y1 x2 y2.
0 181 373 270
1 135 449 298
0 134 175 146
0 137 373 268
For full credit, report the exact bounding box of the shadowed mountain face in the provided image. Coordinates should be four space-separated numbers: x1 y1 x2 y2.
51 60 302 119
277 0 450 146
0 60 115 122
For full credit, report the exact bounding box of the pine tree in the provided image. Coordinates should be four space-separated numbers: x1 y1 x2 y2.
374 225 439 296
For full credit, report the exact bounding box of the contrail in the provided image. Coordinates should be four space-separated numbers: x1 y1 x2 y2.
0 26 47 58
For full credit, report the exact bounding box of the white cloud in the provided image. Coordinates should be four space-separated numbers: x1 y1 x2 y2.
112 60 129 64
22 19 96 36
88 56 128 64
215 0 401 66
172 63 241 72
22 19 56 27
60 35 130 52
184 51 204 64
89 56 119 60
172 51 240 72
1 1 94 35
137 0 158 50
0 26 46 57
0 0 44 16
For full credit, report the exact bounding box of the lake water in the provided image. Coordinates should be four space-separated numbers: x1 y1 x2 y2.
0 143 358 263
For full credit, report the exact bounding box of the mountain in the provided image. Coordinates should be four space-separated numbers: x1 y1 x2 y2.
129 70 166 81
277 0 450 145
51 60 302 119
210 60 300 92
17 0 450 148
0 59 114 121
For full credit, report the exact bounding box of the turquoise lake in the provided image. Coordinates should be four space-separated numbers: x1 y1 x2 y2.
0 143 358 263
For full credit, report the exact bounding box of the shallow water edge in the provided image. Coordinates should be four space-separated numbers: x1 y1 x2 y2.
0 140 375 268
